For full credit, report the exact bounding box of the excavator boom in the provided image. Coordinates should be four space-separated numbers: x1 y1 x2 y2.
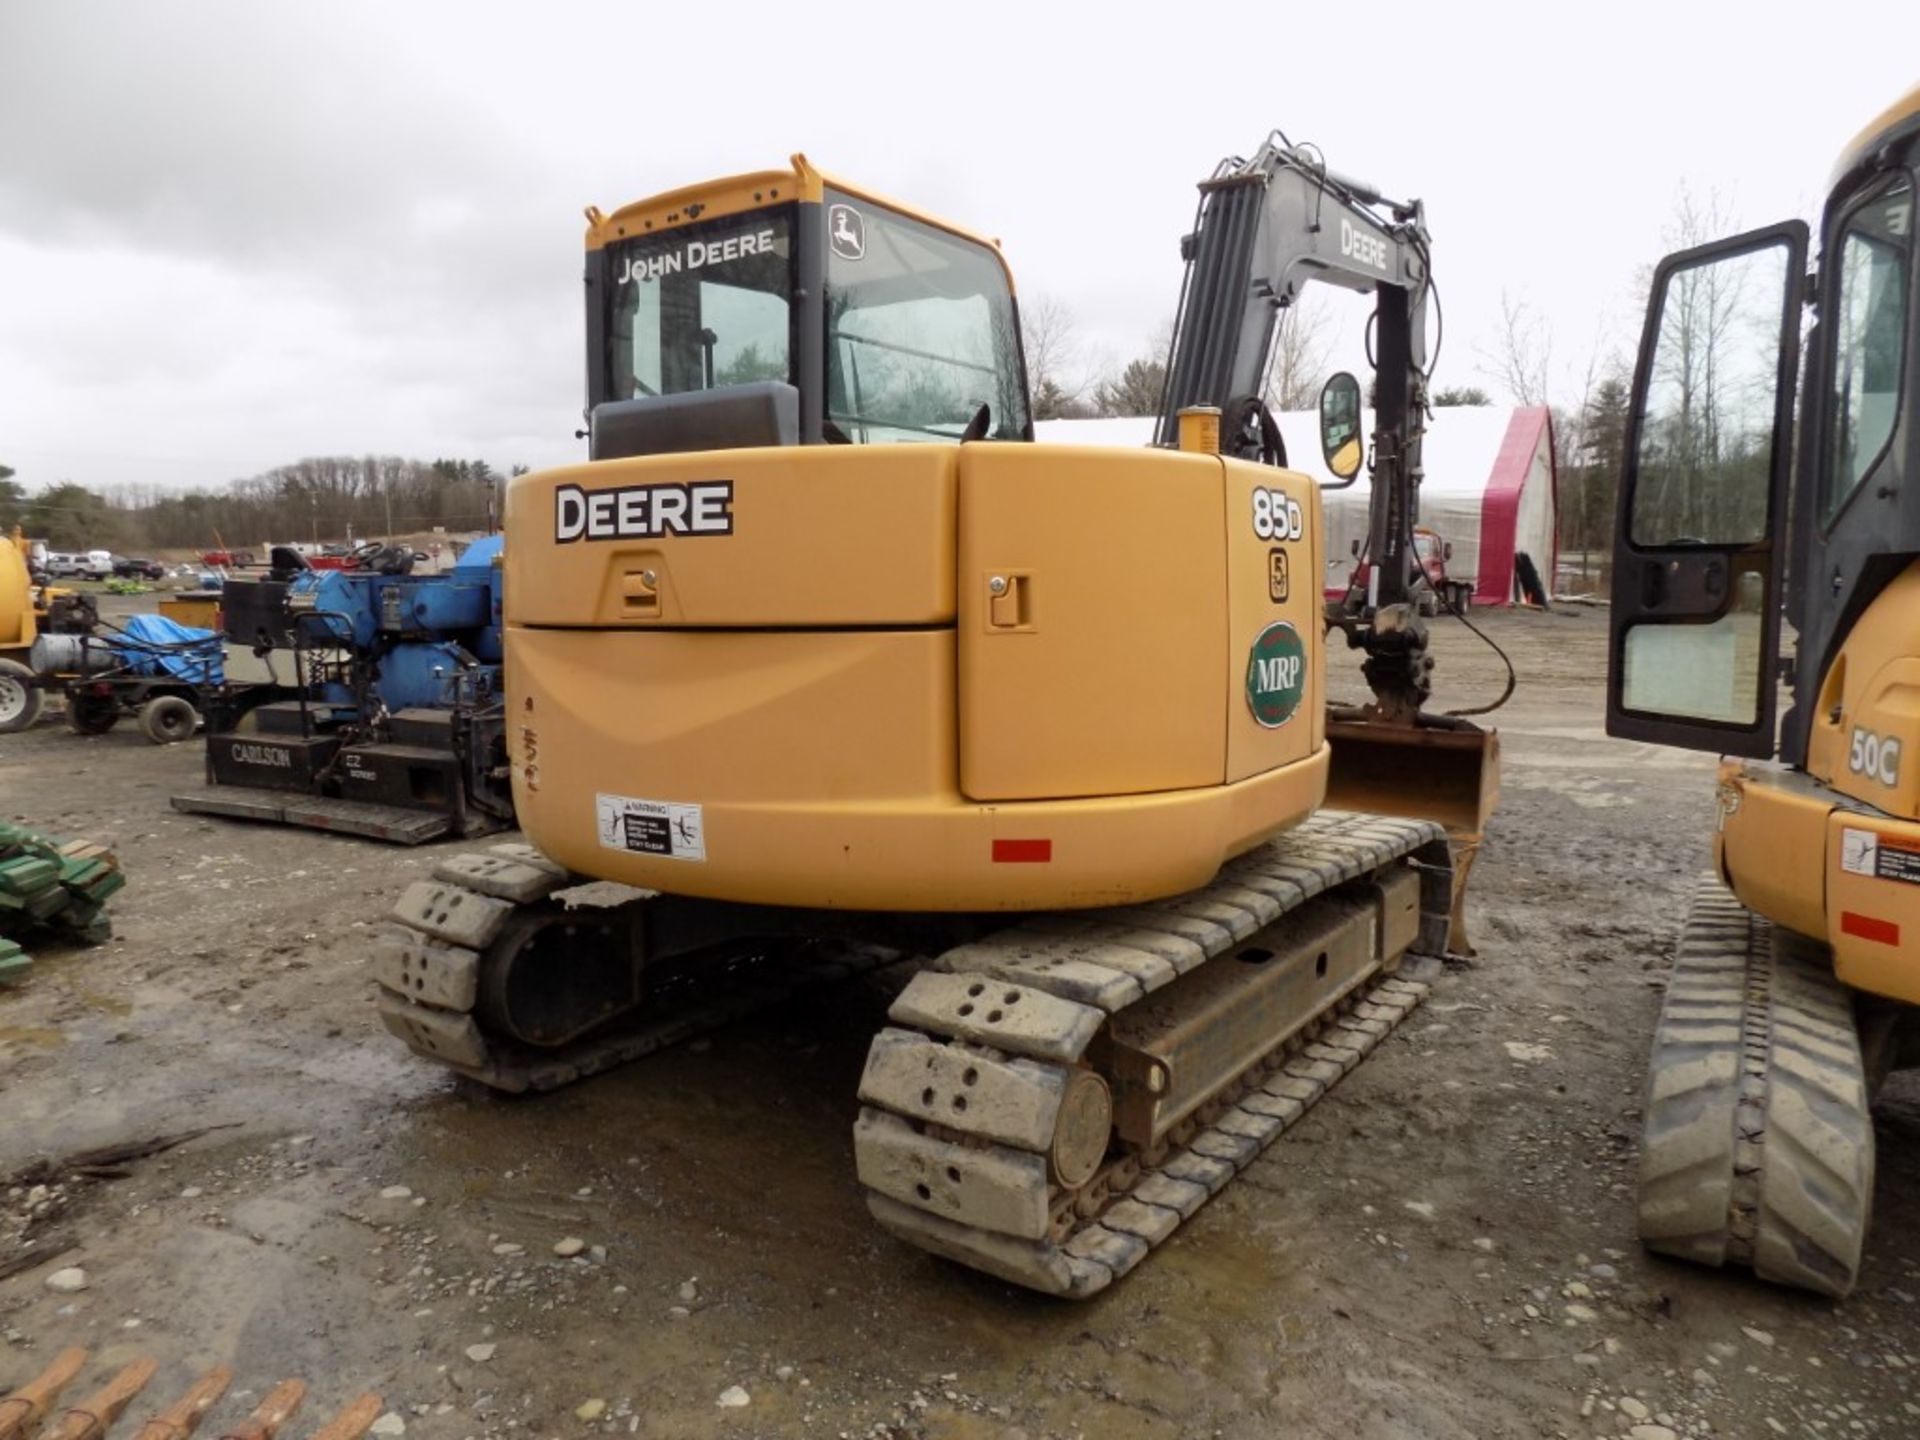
1158 134 1497 899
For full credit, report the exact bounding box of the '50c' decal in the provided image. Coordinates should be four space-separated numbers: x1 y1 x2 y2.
1252 487 1303 542
1849 726 1902 788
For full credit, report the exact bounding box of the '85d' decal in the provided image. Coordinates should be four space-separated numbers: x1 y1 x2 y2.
1252 487 1303 542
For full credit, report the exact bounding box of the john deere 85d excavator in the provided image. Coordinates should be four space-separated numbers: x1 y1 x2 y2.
1614 86 1920 1299
375 137 1497 1296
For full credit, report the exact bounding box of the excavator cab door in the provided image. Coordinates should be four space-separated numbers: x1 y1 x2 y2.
1607 221 1808 757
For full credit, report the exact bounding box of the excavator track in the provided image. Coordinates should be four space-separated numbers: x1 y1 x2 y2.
1636 876 1874 1298
853 810 1453 1297
372 845 900 1093
373 813 1451 1297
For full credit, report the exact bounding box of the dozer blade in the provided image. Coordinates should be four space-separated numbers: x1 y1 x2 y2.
1325 716 1499 953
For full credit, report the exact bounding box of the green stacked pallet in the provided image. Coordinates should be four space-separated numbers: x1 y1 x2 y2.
0 824 123 985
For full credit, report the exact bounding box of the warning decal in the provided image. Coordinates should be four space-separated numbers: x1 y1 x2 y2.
597 793 706 862
1840 826 1920 885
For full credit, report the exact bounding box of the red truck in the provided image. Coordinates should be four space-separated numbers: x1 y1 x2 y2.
1345 527 1474 615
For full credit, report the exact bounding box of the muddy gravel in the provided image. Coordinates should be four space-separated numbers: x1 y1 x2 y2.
4 605 1920 1439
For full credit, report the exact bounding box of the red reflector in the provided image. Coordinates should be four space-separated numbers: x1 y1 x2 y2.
1842 911 1901 946
992 839 1052 864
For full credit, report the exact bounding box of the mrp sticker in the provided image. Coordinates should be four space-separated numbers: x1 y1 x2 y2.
597 793 706 862
1245 621 1307 728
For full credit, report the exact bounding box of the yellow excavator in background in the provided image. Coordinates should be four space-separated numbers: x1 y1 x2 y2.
375 136 1500 1296
2 527 50 732
1614 84 1920 1298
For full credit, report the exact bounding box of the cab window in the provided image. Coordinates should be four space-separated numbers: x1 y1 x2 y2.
823 191 1030 442
1824 177 1912 522
606 208 794 401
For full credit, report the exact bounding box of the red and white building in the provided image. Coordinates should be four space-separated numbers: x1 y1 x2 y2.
1037 405 1558 607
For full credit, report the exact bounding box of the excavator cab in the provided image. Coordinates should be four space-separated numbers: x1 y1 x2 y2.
1608 86 1920 1298
583 157 1032 461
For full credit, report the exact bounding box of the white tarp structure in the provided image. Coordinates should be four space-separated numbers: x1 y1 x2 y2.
1036 406 1557 606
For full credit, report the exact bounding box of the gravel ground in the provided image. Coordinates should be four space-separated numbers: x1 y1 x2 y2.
3 604 1918 1439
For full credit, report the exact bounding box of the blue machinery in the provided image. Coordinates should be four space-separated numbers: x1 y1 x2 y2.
171 538 515 844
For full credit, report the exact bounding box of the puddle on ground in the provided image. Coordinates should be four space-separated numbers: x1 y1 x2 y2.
0 1025 67 1049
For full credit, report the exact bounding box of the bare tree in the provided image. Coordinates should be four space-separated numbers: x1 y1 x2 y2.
1020 295 1088 420
1640 184 1756 542
1093 356 1166 418
1089 317 1177 419
1265 292 1335 412
1553 320 1631 582
90 456 510 551
1480 290 1554 407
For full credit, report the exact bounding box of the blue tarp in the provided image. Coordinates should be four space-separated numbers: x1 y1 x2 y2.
111 614 225 685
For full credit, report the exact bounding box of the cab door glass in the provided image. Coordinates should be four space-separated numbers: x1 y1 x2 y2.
1824 178 1912 522
1629 243 1791 549
1622 568 1766 724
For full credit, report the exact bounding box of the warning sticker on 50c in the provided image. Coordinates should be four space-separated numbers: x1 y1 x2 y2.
1842 826 1920 885
1245 620 1307 728
596 793 706 862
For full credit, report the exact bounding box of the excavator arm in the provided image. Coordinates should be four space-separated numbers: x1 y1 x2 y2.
1158 137 1433 617
1157 134 1495 894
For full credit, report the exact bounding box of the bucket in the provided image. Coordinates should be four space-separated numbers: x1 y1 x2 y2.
1324 715 1500 955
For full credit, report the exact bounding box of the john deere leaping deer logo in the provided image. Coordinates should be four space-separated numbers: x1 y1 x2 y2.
1245 620 1306 728
829 204 865 261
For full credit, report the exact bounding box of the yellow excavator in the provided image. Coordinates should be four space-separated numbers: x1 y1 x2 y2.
1 527 50 732
1614 85 1920 1298
375 138 1499 1296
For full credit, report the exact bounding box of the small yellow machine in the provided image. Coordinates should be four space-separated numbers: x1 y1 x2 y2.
1613 86 1920 1297
1 528 47 732
378 141 1498 1295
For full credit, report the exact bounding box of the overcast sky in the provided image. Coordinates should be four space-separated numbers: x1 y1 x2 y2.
1 2 1912 497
